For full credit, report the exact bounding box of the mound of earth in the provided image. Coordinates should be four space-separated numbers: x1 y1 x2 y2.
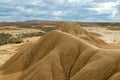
59 22 107 48
0 30 120 80
59 22 88 35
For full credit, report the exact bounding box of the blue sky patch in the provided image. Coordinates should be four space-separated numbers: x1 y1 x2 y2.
0 0 120 22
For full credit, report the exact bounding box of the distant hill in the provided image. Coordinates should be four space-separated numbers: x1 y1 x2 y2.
0 20 52 23
0 20 120 27
0 20 52 26
23 20 51 23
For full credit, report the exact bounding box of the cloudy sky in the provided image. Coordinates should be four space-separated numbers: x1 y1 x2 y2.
0 0 120 22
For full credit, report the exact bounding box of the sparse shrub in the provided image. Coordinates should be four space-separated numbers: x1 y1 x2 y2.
16 24 33 28
22 32 45 38
0 33 11 39
0 33 23 46
38 27 58 32
7 38 23 44
107 26 120 30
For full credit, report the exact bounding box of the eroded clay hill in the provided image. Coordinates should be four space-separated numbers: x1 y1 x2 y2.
0 30 120 80
59 22 88 34
0 22 120 80
59 22 108 48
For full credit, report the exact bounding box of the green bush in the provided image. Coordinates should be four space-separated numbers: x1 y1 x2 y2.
0 33 23 46
15 23 58 33
38 27 58 32
0 33 11 39
22 32 45 38
7 38 23 44
16 24 33 28
15 23 39 28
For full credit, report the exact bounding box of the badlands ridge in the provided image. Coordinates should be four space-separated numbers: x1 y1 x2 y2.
0 22 120 80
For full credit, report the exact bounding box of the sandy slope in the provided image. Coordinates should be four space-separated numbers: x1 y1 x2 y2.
0 36 40 67
0 44 22 66
0 26 42 67
0 26 43 37
59 22 108 48
0 22 120 80
84 27 120 43
0 30 120 80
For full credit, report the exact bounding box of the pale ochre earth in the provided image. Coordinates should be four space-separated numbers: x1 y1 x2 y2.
0 36 40 66
0 26 41 66
0 22 120 80
84 27 120 43
0 26 43 37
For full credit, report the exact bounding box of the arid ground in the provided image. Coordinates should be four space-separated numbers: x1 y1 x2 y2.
0 22 120 80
